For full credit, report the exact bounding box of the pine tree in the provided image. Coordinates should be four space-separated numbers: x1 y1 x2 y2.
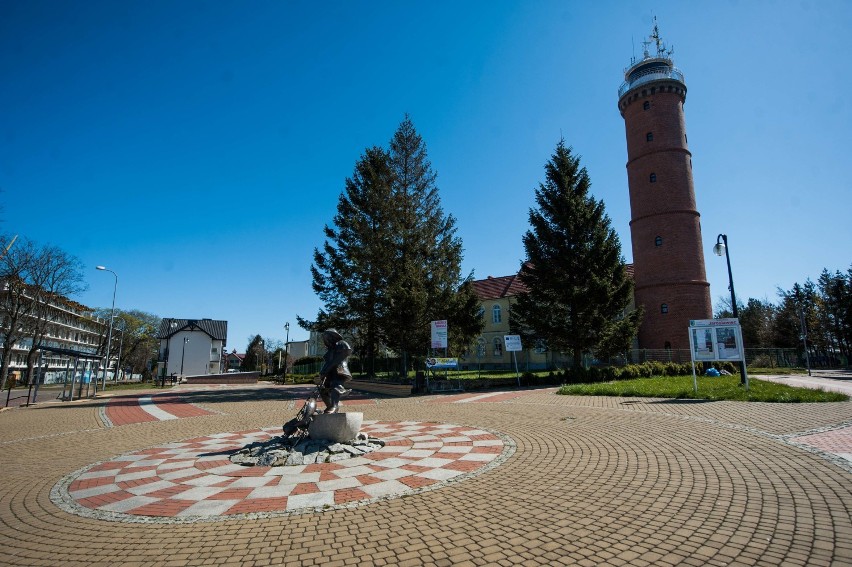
511 140 640 367
301 146 395 371
242 335 264 372
817 267 852 360
381 116 482 368
302 116 482 375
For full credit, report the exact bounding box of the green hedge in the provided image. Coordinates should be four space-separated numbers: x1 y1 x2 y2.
550 361 738 385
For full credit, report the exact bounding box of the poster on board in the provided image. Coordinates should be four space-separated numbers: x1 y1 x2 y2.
430 320 448 349
689 319 743 362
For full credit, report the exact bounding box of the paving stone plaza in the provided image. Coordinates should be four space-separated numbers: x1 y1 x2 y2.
1 380 851 566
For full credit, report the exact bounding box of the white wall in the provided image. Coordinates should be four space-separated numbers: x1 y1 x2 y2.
164 331 223 376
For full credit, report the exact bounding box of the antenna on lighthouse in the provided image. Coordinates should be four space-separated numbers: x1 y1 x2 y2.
650 16 675 59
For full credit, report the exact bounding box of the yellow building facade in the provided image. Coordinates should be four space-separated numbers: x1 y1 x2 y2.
459 273 554 371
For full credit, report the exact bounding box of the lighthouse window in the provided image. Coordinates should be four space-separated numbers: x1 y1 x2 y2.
649 173 657 183
646 132 653 141
661 304 669 314
655 236 663 247
643 101 650 110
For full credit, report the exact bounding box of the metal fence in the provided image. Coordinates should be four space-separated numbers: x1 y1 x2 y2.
293 348 820 377
604 348 803 368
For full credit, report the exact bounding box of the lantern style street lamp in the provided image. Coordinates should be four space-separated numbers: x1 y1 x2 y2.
283 322 290 383
713 235 745 385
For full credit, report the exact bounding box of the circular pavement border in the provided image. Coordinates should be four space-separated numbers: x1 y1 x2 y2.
51 420 516 524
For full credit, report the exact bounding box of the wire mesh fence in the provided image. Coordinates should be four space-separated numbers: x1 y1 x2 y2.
292 348 816 377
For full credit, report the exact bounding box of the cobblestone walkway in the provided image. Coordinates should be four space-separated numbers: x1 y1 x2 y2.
1 383 850 566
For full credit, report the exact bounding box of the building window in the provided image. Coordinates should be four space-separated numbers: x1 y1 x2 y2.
492 304 502 324
493 338 503 357
478 307 485 321
664 341 672 350
534 339 548 354
655 236 663 246
643 101 650 110
649 173 657 183
646 132 653 142
661 304 669 314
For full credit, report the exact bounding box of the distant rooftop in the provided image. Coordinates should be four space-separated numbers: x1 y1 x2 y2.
473 264 634 301
156 318 228 343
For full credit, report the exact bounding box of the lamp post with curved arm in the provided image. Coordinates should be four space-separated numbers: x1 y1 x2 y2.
713 235 746 385
96 266 117 392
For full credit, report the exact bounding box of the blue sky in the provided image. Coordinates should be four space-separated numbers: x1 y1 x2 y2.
3 1 850 349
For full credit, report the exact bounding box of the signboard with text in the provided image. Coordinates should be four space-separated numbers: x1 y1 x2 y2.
425 357 458 369
504 335 523 352
430 320 448 349
688 318 743 362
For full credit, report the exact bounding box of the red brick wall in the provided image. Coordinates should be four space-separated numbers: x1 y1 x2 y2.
620 81 712 349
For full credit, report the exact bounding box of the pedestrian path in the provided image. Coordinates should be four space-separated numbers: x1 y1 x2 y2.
4 379 851 566
757 372 852 396
52 420 510 523
104 393 216 426
789 423 852 465
102 386 380 427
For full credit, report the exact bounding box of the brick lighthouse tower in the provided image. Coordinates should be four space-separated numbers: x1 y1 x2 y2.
617 19 711 350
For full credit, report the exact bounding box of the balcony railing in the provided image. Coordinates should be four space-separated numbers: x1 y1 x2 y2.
618 66 684 98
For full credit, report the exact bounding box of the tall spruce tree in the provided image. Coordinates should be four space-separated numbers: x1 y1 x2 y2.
302 117 482 375
511 140 640 367
301 146 395 371
381 116 482 369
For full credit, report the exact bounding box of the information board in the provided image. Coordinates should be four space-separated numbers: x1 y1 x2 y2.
504 335 523 352
430 320 448 349
688 318 743 362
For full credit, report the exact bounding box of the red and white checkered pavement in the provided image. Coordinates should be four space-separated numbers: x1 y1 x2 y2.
53 421 511 523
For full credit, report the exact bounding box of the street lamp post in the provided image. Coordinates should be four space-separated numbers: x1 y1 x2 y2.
283 322 290 383
795 289 813 376
713 235 746 385
96 266 117 392
180 337 189 378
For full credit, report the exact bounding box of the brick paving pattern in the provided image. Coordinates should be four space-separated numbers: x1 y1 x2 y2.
52 421 508 522
1 381 850 566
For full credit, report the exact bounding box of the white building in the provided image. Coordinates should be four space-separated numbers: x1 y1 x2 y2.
156 318 227 378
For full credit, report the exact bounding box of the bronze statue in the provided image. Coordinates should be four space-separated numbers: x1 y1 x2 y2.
317 329 352 413
282 329 352 440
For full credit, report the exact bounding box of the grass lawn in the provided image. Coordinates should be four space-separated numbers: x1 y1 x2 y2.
557 375 848 403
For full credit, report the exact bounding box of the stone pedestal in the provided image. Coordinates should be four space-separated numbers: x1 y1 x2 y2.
308 412 363 443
